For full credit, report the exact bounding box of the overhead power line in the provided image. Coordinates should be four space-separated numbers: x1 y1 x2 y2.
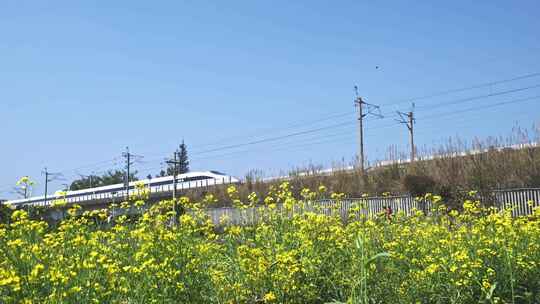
379 82 540 117
137 93 539 173
134 120 404 174
192 120 357 155
417 95 540 121
76 92 540 180
383 71 540 107
144 73 539 162
196 96 540 165
77 96 540 178
191 111 355 150
415 83 540 110
414 108 536 138
139 111 356 160
11 71 539 187
174 95 540 165
57 158 119 174
141 74 538 160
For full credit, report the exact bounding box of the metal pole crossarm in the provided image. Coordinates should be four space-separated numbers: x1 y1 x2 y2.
396 104 416 162
354 86 384 175
166 150 182 225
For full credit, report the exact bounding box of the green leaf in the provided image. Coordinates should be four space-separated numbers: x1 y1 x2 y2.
365 252 391 266
355 236 363 250
485 282 497 300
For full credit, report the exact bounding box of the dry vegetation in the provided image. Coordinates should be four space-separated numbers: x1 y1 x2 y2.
184 127 540 208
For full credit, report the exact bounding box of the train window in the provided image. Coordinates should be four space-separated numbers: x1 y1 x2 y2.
181 176 212 182
210 171 226 175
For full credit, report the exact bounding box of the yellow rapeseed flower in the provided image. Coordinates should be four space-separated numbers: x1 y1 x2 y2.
263 291 277 302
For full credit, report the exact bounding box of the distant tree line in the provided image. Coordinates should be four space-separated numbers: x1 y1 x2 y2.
69 170 138 191
70 141 190 191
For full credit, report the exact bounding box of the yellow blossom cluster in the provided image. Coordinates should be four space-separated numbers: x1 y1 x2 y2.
0 183 539 303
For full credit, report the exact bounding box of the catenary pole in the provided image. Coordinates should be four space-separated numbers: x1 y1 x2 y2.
397 104 416 162
166 150 181 225
354 86 383 175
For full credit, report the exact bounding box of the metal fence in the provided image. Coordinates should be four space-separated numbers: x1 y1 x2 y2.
203 188 540 226
204 195 432 226
492 188 540 217
14 186 540 225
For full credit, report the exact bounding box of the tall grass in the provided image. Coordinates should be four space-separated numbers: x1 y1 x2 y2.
184 126 540 207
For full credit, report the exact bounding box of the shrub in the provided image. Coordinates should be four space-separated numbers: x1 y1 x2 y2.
402 174 436 196
0 203 13 225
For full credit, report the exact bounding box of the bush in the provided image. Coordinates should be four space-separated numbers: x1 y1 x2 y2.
402 174 436 196
0 203 13 224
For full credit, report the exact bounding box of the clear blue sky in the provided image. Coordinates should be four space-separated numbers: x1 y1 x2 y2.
1 1 540 198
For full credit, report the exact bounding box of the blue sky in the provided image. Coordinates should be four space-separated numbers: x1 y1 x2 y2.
1 1 540 198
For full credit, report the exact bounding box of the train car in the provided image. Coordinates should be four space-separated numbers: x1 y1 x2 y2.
6 171 239 208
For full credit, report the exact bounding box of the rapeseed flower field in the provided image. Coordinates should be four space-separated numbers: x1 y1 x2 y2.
1 183 539 303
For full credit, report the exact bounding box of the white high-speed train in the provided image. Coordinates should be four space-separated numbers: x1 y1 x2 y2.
6 171 239 208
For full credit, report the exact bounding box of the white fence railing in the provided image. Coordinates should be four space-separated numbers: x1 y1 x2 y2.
203 188 540 226
491 188 540 217
13 187 540 224
204 196 431 226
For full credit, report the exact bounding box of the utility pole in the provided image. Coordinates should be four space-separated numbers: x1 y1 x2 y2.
76 171 97 198
44 168 49 205
356 95 365 174
90 173 95 198
42 168 63 206
166 150 181 225
166 150 180 201
397 104 416 162
354 86 384 175
121 147 143 201
122 147 132 200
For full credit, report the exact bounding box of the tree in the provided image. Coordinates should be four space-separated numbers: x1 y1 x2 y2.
159 140 190 177
69 173 100 191
177 140 190 174
69 170 138 191
14 176 35 198
101 170 137 187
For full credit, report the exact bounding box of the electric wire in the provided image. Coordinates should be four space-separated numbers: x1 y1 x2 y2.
9 71 539 191
51 72 540 175
156 95 540 165
381 71 540 107
140 72 540 159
